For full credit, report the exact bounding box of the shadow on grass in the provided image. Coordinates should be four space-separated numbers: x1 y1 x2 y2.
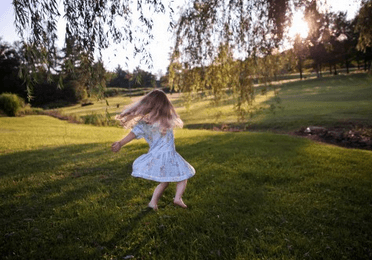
0 142 153 258
1 132 371 259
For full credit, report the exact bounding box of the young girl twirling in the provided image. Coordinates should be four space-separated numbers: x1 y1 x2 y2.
111 89 195 210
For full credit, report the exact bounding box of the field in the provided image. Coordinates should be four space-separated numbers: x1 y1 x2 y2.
56 72 372 133
176 72 372 131
1 72 372 259
55 96 132 118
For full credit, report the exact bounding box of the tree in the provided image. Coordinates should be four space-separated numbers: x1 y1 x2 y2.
355 0 372 71
13 0 170 97
328 12 356 74
59 36 106 102
355 0 372 52
131 67 156 89
292 34 309 79
0 40 24 98
168 0 295 117
14 0 321 117
108 65 131 89
303 0 330 78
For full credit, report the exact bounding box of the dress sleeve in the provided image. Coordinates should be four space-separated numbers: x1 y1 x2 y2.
131 122 145 139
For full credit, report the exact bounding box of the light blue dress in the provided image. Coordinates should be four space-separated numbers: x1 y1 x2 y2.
130 121 195 182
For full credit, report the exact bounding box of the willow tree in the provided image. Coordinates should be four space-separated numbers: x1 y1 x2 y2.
14 0 304 116
355 0 372 71
13 0 171 100
355 0 372 53
168 0 292 119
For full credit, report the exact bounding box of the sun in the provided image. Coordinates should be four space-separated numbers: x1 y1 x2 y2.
288 11 309 39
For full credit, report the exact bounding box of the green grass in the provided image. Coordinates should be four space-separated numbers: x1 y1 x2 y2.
1 116 371 259
55 96 132 118
49 73 372 132
178 73 372 131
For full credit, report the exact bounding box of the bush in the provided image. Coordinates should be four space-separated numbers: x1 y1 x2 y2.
83 113 109 126
0 93 24 116
104 88 118 97
82 113 118 126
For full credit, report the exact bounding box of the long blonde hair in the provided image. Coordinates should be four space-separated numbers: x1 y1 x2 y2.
115 89 183 131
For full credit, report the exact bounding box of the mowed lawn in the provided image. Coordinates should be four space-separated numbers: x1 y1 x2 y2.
177 73 372 131
1 116 371 259
55 96 132 118
54 73 372 133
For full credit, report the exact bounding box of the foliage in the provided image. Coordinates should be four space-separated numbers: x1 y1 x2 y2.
82 113 115 126
131 67 157 89
303 0 330 77
355 0 372 52
169 43 286 119
1 116 372 259
12 0 295 115
328 12 356 74
13 0 170 98
172 0 290 67
108 65 131 89
10 0 372 117
0 93 25 116
0 40 24 98
167 0 294 118
292 34 309 79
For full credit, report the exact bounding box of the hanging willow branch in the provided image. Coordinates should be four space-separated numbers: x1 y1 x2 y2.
13 0 306 116
169 0 294 119
13 0 172 100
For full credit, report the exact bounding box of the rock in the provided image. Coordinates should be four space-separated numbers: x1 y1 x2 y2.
305 126 327 134
294 125 372 151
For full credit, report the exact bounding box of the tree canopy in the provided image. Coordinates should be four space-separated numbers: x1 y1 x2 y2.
12 0 370 118
355 0 372 52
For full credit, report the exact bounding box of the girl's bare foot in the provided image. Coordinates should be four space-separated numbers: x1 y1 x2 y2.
173 199 187 208
148 203 158 211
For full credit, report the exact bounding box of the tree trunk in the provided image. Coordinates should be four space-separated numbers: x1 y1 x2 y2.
329 63 332 75
334 64 337 75
299 57 303 80
365 57 368 71
345 56 349 74
319 63 322 78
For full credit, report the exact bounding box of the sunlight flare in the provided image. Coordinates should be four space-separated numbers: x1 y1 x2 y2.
289 11 309 39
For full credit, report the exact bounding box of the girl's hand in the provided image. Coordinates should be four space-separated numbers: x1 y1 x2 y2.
111 132 135 153
111 141 122 153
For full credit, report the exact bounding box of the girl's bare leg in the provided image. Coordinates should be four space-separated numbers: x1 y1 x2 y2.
148 182 169 210
174 180 188 208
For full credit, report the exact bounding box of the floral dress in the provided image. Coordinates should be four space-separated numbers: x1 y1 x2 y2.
130 121 195 182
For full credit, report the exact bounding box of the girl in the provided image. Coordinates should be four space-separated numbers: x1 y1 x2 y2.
111 89 195 210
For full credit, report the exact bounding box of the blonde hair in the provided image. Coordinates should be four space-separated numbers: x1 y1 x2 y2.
115 89 183 132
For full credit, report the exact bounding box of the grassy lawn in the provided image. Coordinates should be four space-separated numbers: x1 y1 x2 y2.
177 72 372 131
51 73 372 133
55 96 132 118
1 116 371 259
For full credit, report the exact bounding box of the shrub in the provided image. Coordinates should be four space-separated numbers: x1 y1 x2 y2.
104 88 118 97
83 113 108 126
82 113 118 126
0 93 24 116
43 109 83 124
17 104 44 116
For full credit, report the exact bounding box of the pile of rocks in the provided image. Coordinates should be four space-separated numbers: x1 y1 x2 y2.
295 126 372 150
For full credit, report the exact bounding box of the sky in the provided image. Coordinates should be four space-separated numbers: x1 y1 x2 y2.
0 0 362 76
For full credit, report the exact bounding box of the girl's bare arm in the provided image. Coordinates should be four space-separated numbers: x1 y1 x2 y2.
111 132 136 152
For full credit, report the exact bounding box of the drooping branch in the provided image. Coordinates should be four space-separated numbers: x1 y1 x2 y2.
169 0 293 119
13 0 172 99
